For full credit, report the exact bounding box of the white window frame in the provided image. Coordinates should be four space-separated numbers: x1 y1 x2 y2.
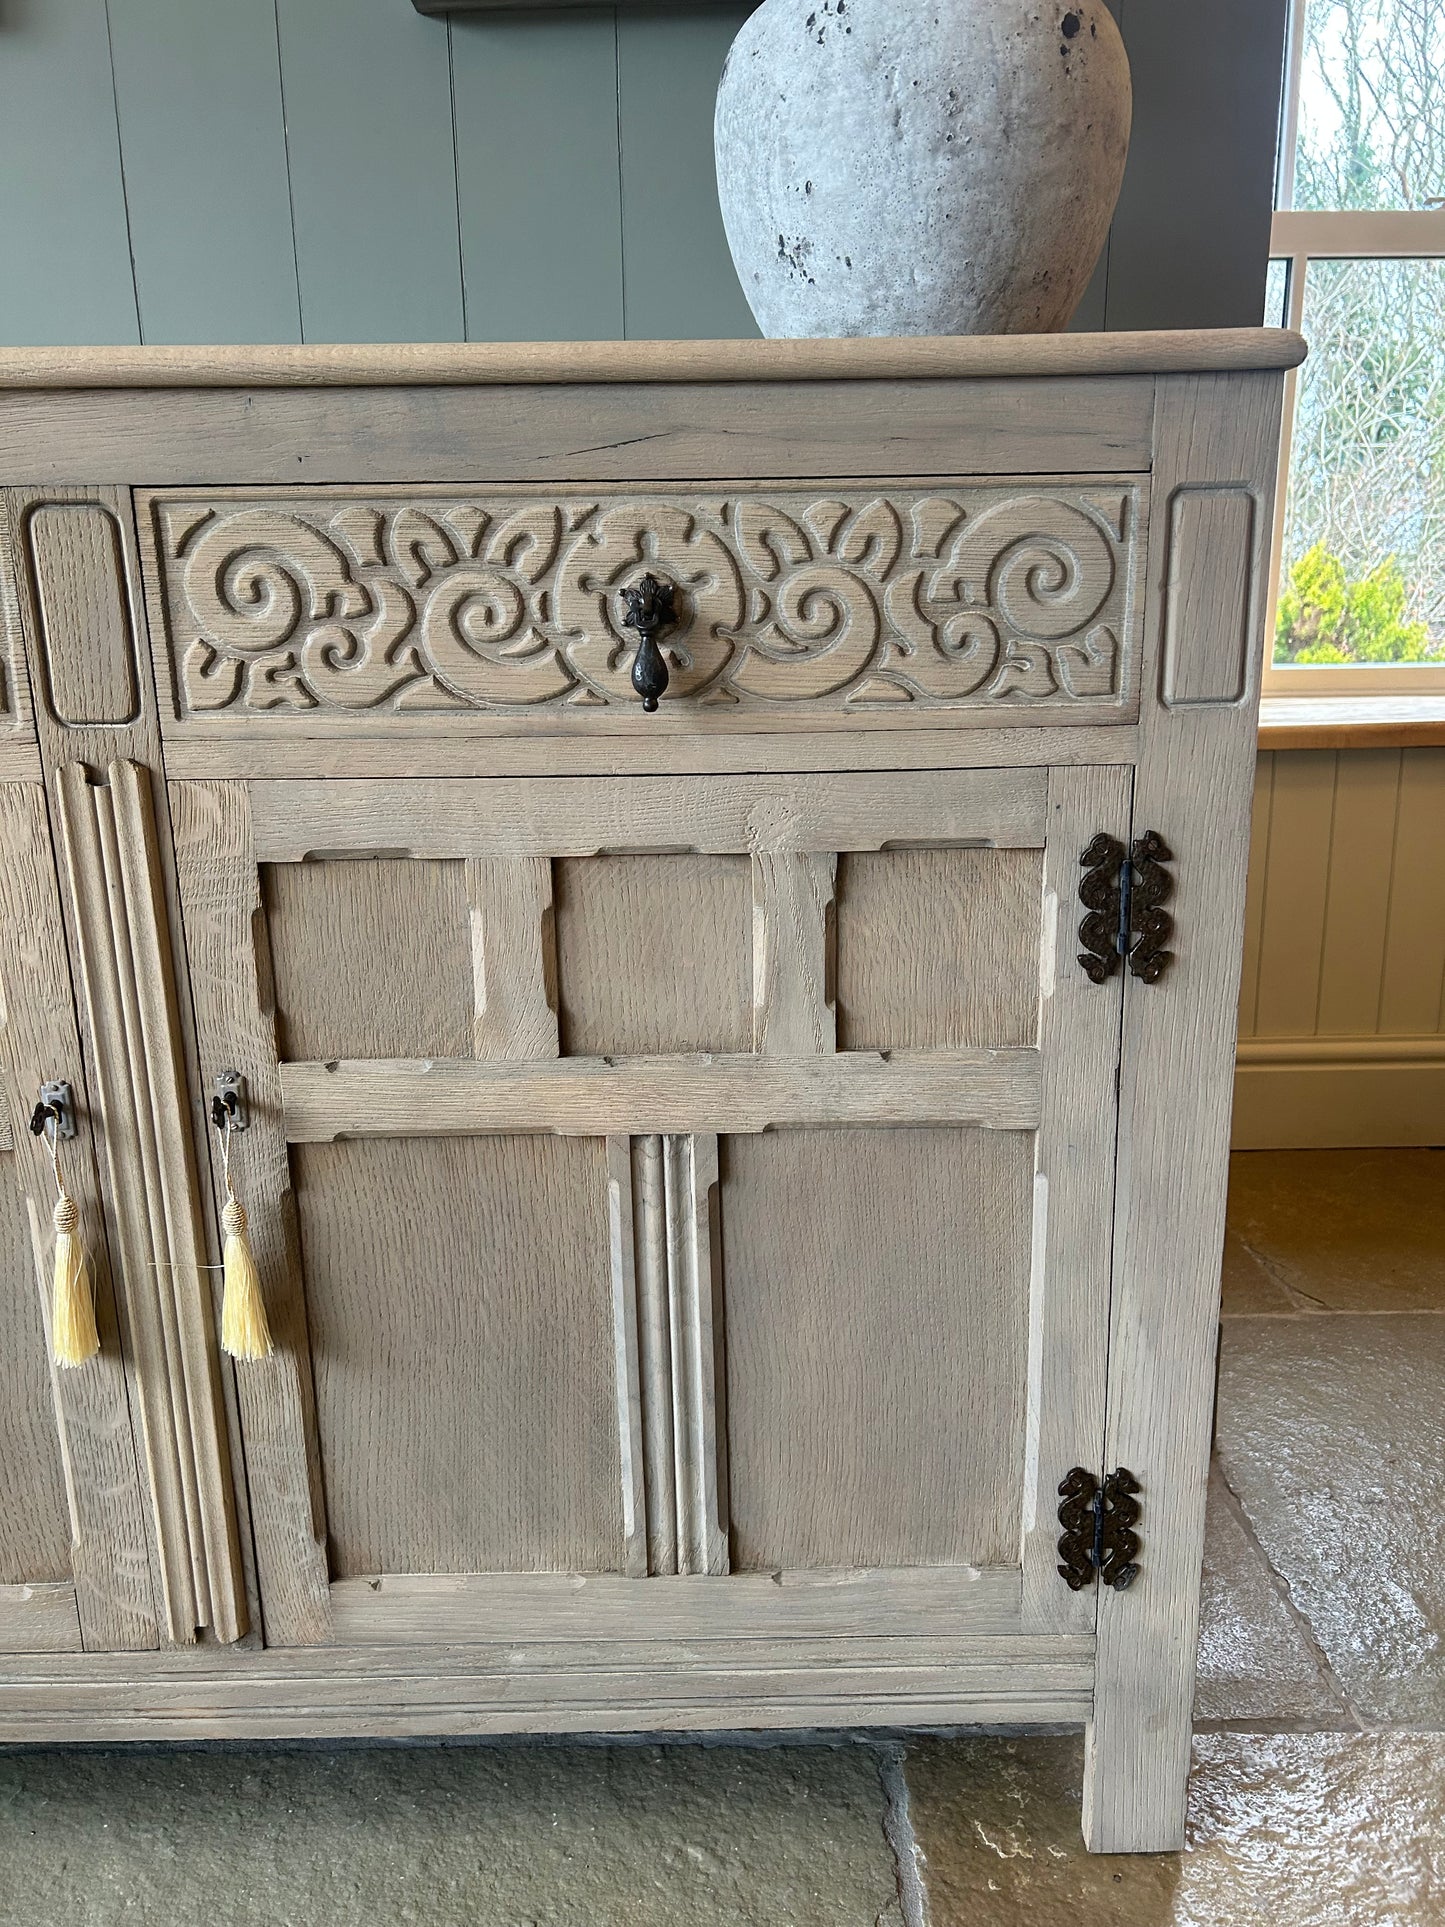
1265 0 1445 696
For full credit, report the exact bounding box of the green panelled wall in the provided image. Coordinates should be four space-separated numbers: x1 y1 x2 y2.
0 0 1285 344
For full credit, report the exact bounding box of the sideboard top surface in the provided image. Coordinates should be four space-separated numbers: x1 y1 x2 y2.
0 330 1306 392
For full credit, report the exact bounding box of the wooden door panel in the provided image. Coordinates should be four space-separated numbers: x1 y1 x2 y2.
294 1133 623 1578
171 762 1120 1653
264 858 474 1062
554 854 752 1055
722 1126 1031 1571
0 1144 84 1654
0 1149 72 1582
835 847 1043 1048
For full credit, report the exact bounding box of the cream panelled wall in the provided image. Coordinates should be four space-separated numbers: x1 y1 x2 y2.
1235 748 1445 1147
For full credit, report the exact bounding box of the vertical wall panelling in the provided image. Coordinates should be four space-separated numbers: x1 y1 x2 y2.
1378 750 1445 1037
275 0 465 343
1236 751 1274 1039
0 0 139 345
451 12 624 342
1250 749 1335 1039
106 0 302 344
1315 748 1401 1036
1235 747 1445 1149
617 7 756 341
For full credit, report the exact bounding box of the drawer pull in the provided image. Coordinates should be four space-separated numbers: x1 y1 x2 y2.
620 572 678 712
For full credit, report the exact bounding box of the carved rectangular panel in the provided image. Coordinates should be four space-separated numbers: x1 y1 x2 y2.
24 502 142 728
138 482 1144 732
555 855 752 1056
263 858 475 1061
835 848 1043 1050
292 1133 625 1579
0 517 27 739
1160 485 1258 708
722 1126 1032 1572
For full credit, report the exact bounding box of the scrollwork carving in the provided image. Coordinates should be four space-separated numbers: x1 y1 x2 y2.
145 484 1139 722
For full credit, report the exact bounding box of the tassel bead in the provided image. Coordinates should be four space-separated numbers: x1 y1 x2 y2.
220 1194 273 1361
50 1191 100 1368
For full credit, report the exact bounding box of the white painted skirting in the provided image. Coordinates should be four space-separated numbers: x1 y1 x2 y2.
1232 1035 1445 1149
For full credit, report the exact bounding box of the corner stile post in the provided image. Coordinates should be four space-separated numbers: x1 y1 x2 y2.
1083 369 1285 1851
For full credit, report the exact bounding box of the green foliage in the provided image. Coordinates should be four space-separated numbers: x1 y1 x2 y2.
1275 541 1439 664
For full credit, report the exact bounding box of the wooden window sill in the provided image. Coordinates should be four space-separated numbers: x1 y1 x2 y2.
1258 695 1445 750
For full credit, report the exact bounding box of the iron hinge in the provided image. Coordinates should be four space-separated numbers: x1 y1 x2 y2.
1056 1466 1142 1592
1077 832 1175 983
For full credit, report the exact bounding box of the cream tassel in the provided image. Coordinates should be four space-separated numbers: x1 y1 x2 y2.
50 1189 100 1369
220 1191 272 1360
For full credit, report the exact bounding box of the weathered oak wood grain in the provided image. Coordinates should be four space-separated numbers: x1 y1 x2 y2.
168 780 332 1647
279 1050 1042 1141
1084 371 1283 1852
0 783 157 1652
247 770 1048 863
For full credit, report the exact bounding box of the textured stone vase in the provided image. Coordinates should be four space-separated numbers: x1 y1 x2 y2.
715 0 1131 337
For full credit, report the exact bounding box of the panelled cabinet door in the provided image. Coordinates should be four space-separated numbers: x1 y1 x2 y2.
0 785 158 1653
171 765 1127 1682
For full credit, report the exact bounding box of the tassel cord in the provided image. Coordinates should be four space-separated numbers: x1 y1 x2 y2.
42 1115 100 1369
215 1104 273 1362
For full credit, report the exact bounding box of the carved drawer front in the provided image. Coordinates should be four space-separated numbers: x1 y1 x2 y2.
138 482 1145 737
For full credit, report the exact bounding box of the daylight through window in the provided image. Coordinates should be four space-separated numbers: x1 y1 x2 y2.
1268 0 1445 688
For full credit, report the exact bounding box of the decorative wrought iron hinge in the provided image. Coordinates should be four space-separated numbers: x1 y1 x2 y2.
1056 1466 1143 1591
1077 832 1175 983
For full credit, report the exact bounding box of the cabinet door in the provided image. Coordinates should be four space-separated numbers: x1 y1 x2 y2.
0 785 157 1652
171 764 1126 1688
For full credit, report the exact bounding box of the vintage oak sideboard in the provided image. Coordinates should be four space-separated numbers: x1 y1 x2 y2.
0 331 1303 1850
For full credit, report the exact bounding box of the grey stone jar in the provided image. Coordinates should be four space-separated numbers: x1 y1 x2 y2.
714 0 1131 337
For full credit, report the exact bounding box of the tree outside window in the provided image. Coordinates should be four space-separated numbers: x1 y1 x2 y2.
1269 0 1445 686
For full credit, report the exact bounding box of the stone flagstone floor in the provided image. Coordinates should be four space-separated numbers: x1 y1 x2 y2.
1 1148 1441 1926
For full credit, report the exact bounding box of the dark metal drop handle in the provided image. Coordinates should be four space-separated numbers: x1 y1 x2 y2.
620 572 678 713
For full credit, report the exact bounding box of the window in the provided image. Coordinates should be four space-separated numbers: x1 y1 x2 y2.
1267 0 1445 694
